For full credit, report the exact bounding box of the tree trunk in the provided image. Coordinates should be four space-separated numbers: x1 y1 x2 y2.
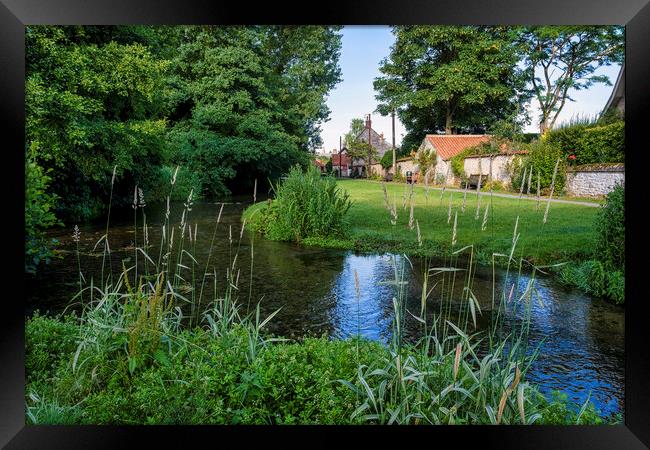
445 107 453 134
539 116 549 134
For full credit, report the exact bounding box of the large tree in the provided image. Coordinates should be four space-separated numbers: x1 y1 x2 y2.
261 26 343 152
374 26 527 149
520 26 624 133
167 26 343 197
26 26 170 221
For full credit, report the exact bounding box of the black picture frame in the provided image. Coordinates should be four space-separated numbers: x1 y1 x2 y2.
2 1 648 447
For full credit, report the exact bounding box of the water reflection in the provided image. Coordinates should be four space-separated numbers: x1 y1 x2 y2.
26 199 624 417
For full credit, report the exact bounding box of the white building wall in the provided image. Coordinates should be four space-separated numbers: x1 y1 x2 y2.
463 154 518 186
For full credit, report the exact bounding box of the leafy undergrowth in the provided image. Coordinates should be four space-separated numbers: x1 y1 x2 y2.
26 313 613 425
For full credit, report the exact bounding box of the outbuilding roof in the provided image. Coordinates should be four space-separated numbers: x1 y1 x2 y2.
425 135 491 161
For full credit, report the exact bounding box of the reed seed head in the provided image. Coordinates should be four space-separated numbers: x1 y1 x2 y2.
138 187 146 208
453 342 462 381
452 212 458 246
353 269 360 299
481 203 489 231
72 225 80 243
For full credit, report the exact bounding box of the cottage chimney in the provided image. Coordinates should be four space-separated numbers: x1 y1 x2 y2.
365 114 371 130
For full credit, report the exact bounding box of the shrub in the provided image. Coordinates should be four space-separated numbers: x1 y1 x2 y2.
25 312 79 384
25 150 62 273
510 141 566 194
254 165 352 242
559 261 624 304
544 120 624 165
595 183 624 270
380 151 394 170
606 270 625 305
146 165 200 203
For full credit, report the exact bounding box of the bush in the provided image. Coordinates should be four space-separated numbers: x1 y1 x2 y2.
26 313 609 425
559 261 624 304
146 165 200 203
595 183 624 270
380 151 394 170
25 150 62 273
509 141 566 194
25 312 79 384
252 165 352 242
544 120 624 165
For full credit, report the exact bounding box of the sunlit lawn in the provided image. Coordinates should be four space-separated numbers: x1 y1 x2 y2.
245 179 600 265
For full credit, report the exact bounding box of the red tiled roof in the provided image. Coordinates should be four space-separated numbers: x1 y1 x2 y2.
331 154 350 167
463 150 528 158
313 159 326 168
426 135 491 161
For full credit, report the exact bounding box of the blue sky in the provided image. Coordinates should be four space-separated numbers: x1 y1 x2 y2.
318 26 623 154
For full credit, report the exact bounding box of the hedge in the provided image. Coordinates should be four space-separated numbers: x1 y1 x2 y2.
544 121 624 165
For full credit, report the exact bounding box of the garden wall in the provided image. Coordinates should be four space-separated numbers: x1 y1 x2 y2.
565 163 624 197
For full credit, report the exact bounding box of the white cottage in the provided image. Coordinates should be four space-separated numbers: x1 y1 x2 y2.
417 134 491 185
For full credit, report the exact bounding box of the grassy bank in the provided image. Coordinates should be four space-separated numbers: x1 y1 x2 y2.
26 311 610 425
245 179 600 266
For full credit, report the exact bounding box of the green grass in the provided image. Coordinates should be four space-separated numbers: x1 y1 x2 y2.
245 179 599 266
26 313 611 425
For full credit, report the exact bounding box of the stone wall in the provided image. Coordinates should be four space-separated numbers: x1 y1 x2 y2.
565 163 624 197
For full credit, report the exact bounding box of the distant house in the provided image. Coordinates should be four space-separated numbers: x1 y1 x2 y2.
601 63 624 119
331 152 351 177
418 134 492 184
351 117 395 177
313 158 327 173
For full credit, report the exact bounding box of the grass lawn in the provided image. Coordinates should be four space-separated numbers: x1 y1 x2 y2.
245 179 600 266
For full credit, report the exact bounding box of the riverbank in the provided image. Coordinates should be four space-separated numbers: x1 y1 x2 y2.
244 179 600 267
26 312 613 425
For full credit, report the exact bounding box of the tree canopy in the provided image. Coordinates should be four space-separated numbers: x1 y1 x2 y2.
374 26 527 151
520 26 624 133
26 25 343 222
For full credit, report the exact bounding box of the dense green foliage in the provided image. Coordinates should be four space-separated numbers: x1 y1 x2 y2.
249 166 352 242
26 26 171 222
167 26 342 199
449 140 502 179
595 183 625 270
510 141 566 194
25 149 63 273
374 26 527 151
558 184 625 304
26 25 343 224
544 120 625 165
520 26 624 133
559 260 624 304
25 312 608 425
